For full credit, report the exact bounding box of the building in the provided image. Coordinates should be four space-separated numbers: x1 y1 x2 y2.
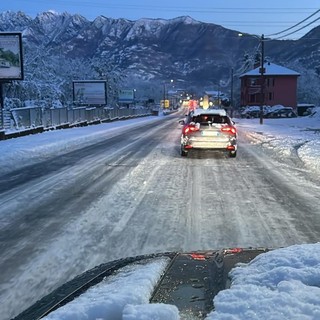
239 62 300 108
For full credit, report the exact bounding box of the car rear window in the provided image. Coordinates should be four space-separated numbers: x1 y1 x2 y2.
191 115 229 124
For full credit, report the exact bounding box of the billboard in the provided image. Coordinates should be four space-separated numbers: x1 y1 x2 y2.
118 89 134 103
73 80 107 105
0 32 24 80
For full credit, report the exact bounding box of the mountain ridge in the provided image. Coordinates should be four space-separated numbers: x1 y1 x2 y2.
0 10 319 104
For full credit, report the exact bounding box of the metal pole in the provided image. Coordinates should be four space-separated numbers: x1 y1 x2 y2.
163 82 166 108
0 82 4 129
260 34 265 125
230 68 234 116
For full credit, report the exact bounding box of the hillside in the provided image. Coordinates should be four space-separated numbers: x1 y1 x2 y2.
0 10 319 104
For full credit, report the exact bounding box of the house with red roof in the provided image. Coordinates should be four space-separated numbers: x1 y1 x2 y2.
239 62 300 108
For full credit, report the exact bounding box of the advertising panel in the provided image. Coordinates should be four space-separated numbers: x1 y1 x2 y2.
118 89 134 103
73 80 107 105
0 33 24 80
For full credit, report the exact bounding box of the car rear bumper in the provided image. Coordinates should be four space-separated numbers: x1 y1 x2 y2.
181 136 237 151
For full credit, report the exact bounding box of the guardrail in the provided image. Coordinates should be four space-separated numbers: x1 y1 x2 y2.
0 106 154 140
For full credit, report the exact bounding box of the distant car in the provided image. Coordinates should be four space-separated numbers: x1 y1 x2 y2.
179 108 237 157
240 109 262 118
264 107 297 118
0 58 10 68
240 106 261 118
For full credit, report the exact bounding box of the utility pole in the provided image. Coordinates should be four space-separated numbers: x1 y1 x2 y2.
259 34 265 125
0 82 4 130
163 82 166 108
230 68 234 116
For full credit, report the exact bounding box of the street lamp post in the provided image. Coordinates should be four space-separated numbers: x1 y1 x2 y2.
163 82 166 107
230 68 234 117
259 34 265 125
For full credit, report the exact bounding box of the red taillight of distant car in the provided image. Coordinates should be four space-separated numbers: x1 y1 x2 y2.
224 247 243 254
190 253 207 260
182 125 199 135
220 126 237 135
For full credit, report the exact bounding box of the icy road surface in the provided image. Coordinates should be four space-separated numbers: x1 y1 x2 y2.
1 114 320 319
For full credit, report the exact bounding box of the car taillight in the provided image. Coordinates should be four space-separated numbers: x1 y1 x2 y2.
190 253 206 260
221 126 237 135
182 125 199 135
224 248 243 254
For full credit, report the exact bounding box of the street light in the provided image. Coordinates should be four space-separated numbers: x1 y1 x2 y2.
239 33 265 124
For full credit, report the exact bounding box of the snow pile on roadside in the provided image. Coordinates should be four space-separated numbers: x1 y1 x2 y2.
298 140 320 173
207 243 320 320
237 112 320 176
0 116 162 175
297 107 320 172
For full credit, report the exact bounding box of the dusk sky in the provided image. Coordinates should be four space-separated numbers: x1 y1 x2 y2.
0 0 319 39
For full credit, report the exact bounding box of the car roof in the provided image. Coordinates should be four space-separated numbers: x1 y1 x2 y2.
190 108 227 116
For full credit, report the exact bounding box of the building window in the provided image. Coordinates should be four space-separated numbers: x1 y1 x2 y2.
267 78 275 87
249 78 259 85
268 92 274 101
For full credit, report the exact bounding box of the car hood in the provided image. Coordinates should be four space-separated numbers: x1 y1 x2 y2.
12 248 269 319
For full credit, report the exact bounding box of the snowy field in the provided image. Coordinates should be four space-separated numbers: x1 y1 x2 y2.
2 108 320 319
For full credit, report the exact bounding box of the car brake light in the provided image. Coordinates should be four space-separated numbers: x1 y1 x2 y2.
221 126 237 135
190 253 206 260
224 248 243 254
183 124 199 135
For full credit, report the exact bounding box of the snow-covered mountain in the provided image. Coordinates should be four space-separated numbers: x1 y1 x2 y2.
0 10 319 104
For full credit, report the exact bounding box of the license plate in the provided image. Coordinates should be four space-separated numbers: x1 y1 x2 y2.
201 131 219 136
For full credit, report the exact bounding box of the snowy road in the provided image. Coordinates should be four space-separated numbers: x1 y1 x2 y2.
1 114 320 319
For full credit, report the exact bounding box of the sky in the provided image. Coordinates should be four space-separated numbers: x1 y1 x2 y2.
3 108 320 319
0 0 320 39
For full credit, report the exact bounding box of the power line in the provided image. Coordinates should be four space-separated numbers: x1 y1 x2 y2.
266 8 320 36
273 15 320 39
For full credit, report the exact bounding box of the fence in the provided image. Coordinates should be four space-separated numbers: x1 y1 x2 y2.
0 106 155 139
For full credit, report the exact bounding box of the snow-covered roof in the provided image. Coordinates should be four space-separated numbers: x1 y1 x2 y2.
239 62 300 77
